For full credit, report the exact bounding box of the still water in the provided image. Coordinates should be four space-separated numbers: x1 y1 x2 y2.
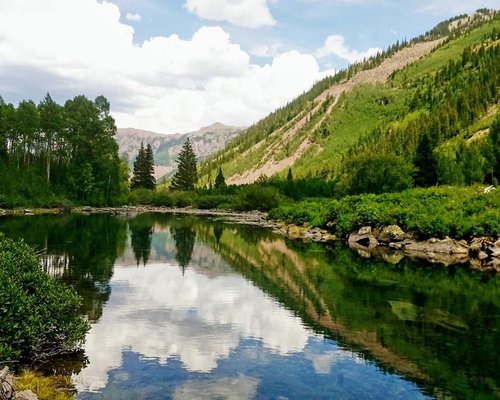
0 213 498 399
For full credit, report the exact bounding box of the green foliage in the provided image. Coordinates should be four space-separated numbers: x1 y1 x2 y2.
0 93 128 206
233 185 281 211
270 186 500 239
341 153 414 195
214 166 227 190
131 142 156 190
268 198 332 228
171 138 198 191
0 234 89 361
414 133 438 187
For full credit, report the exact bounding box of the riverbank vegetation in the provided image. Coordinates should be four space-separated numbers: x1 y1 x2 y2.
0 234 88 363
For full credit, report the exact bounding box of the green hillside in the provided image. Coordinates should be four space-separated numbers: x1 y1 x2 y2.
199 10 500 188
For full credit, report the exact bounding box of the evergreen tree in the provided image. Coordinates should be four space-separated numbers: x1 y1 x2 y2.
131 142 156 190
414 132 438 187
287 168 293 181
145 144 156 190
171 138 198 190
214 166 227 190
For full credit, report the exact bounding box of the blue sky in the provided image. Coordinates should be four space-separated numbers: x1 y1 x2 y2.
0 0 499 133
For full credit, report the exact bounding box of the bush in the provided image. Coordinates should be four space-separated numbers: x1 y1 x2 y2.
0 234 89 361
233 185 281 211
269 186 500 239
341 153 414 195
194 194 232 209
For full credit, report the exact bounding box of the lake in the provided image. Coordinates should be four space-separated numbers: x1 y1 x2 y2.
0 213 498 399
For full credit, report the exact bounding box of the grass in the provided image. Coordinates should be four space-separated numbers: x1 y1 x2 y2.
269 185 500 239
14 370 74 400
393 18 500 84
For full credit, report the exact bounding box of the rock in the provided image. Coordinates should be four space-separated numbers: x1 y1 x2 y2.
405 238 469 255
357 226 372 235
81 206 92 212
0 367 14 399
348 233 378 248
377 225 406 243
15 390 38 400
403 238 469 266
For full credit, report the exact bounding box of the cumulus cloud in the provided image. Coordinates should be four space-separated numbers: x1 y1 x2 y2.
184 0 276 28
125 12 142 22
316 34 381 63
0 0 322 134
75 263 311 392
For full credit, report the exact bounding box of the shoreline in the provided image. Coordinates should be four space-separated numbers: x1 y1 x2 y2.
0 206 498 272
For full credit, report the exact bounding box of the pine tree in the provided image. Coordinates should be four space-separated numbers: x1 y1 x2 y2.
131 142 156 190
171 138 198 190
214 166 227 190
144 144 156 190
414 132 438 187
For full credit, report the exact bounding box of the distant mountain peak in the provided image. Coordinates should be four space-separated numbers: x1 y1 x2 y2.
116 123 243 180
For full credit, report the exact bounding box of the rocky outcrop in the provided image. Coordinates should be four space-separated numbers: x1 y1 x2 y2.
377 225 407 243
348 225 500 271
0 368 38 400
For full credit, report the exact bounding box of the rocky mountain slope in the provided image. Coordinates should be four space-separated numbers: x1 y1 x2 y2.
116 123 242 180
199 9 499 186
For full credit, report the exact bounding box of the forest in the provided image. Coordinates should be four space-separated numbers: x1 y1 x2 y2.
0 94 128 207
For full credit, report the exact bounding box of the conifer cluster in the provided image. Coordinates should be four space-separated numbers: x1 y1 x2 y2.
131 142 156 190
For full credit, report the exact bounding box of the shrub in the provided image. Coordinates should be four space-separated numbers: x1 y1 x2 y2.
194 194 232 209
342 153 414 195
233 185 280 211
0 234 89 362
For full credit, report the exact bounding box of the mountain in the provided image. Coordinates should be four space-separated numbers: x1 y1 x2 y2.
116 122 243 180
199 9 499 187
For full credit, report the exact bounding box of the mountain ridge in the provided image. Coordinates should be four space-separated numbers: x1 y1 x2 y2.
198 9 499 187
117 122 243 180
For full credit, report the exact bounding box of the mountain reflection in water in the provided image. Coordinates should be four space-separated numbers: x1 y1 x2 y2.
0 213 497 400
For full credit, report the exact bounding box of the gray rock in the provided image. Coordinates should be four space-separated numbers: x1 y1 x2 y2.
377 225 406 243
15 390 38 400
405 238 469 255
348 233 378 248
357 226 372 235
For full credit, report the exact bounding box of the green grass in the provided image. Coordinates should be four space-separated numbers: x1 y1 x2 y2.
270 185 500 239
392 18 500 84
292 84 409 177
15 370 74 400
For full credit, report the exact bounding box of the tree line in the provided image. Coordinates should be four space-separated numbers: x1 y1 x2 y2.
0 94 127 206
338 35 500 194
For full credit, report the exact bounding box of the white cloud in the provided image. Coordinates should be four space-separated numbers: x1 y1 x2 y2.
125 12 142 22
0 0 323 134
316 34 381 63
250 42 283 58
184 0 276 28
173 376 259 400
74 263 311 392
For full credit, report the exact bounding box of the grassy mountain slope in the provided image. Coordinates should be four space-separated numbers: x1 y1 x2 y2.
199 10 499 186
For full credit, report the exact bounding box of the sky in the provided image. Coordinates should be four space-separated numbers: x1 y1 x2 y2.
0 0 499 134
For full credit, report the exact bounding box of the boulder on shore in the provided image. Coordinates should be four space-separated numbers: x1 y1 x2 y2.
377 225 406 243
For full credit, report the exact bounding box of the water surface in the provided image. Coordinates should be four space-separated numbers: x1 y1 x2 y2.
0 213 498 399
